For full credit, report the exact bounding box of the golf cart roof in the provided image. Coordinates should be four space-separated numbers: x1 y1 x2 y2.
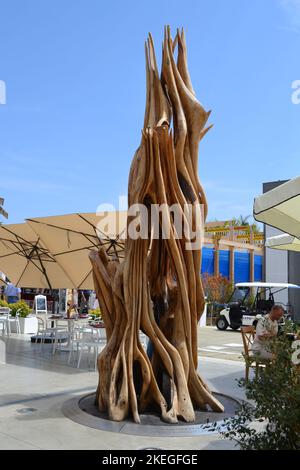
235 282 300 289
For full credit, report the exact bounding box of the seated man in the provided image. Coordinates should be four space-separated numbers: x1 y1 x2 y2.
251 304 284 360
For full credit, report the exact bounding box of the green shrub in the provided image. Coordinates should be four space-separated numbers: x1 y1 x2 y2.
0 299 9 308
9 300 32 318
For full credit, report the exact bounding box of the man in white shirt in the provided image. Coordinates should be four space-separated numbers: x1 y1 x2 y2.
251 305 284 360
4 282 21 304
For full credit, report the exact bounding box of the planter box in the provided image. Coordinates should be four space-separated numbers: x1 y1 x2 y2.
11 316 38 334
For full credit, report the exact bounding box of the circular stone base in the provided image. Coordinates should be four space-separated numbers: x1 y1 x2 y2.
62 392 242 437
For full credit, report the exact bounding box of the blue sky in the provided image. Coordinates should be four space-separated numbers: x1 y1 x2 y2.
0 0 299 224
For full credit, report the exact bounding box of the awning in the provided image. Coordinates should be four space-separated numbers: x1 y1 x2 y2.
265 233 300 252
253 176 300 237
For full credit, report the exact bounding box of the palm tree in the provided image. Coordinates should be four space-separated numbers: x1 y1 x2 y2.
236 217 263 234
225 215 252 227
251 222 261 233
238 214 251 226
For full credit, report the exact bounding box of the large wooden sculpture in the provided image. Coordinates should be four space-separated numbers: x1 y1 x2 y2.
89 27 224 423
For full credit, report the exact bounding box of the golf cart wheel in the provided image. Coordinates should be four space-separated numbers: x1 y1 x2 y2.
216 316 229 331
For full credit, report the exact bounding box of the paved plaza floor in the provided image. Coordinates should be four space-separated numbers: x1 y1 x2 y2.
0 328 248 450
197 326 245 362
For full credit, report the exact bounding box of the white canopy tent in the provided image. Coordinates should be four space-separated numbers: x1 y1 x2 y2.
253 176 300 237
235 281 300 289
265 233 300 253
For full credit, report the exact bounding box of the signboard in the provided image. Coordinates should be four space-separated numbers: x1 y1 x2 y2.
34 295 47 315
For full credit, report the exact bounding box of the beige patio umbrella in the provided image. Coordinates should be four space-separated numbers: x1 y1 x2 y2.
253 176 300 237
266 233 300 252
27 212 127 290
0 223 76 289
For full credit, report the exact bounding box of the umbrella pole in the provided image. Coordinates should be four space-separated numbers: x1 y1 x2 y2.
50 289 58 315
51 290 55 314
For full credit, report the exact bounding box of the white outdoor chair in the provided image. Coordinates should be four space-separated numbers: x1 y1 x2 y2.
73 326 106 370
51 329 70 354
36 316 69 354
0 307 11 336
0 313 9 336
7 308 21 334
35 316 56 349
0 307 22 335
0 318 6 335
67 322 82 365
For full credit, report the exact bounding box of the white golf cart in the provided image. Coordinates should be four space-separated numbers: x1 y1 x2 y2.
216 282 300 331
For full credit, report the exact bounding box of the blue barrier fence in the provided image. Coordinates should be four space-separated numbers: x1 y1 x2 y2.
254 254 263 281
201 247 263 282
219 250 230 278
201 247 214 275
234 251 249 283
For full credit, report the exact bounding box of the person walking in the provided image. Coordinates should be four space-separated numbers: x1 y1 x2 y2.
4 282 21 304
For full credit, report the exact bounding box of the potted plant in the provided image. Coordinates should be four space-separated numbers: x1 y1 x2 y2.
89 308 102 319
9 300 38 334
88 308 104 327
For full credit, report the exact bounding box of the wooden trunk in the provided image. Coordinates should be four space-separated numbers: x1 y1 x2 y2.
89 27 224 423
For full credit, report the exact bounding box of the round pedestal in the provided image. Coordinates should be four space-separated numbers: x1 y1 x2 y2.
62 392 243 437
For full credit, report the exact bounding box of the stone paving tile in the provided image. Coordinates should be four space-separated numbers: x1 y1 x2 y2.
0 333 247 450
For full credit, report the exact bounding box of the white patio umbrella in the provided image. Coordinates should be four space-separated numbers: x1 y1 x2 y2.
265 233 300 252
0 223 76 289
253 176 300 237
27 212 127 290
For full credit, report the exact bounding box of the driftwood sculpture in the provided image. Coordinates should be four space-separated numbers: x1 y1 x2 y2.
89 27 224 423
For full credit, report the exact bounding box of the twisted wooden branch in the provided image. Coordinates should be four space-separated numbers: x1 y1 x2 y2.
90 27 224 423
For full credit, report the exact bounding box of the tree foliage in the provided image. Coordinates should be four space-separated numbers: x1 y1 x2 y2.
202 273 233 304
